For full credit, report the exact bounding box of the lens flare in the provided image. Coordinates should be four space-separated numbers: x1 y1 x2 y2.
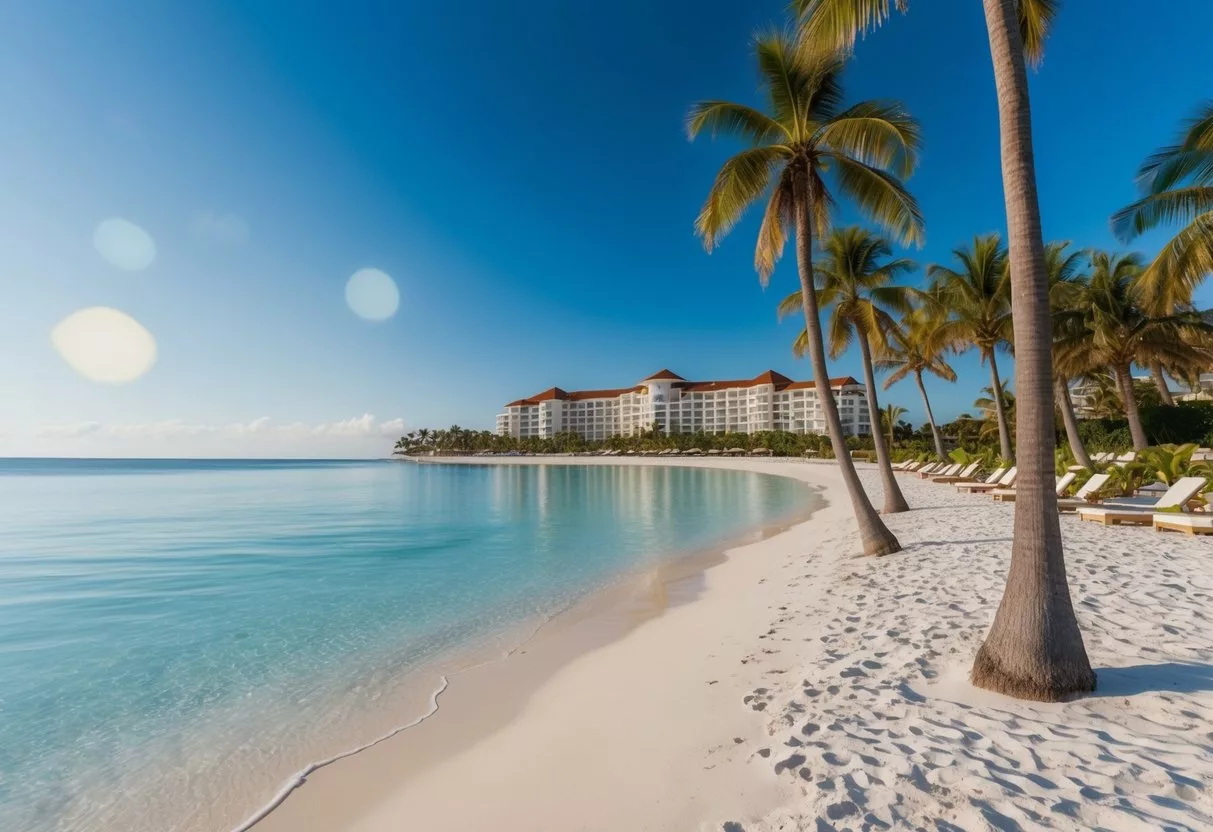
93 217 156 271
51 307 157 383
345 268 399 321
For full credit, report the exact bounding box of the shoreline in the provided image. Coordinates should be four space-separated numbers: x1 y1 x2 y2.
247 457 829 832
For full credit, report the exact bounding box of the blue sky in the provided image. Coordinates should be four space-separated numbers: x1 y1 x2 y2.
2 0 1210 456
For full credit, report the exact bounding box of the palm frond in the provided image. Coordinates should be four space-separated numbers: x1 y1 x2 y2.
685 100 788 144
817 101 921 178
754 172 796 283
794 0 905 55
1137 101 1213 193
1018 0 1061 68
826 307 855 359
1111 186 1213 241
827 154 925 247
1136 213 1213 308
694 145 792 250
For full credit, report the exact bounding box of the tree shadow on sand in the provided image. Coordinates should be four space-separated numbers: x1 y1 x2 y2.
1093 663 1213 697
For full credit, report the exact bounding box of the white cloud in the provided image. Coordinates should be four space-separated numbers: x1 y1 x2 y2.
190 210 250 244
378 418 406 435
36 421 103 438
320 414 377 436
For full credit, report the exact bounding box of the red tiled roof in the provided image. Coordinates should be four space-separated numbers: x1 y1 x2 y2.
568 387 643 400
642 368 685 381
503 374 859 407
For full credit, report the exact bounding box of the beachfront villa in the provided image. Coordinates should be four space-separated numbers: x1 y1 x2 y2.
495 369 871 440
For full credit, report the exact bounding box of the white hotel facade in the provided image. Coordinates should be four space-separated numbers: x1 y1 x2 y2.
495 369 871 440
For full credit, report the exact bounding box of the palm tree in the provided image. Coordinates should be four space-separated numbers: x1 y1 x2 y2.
1043 241 1094 470
1055 251 1213 451
876 300 956 460
796 0 1095 701
1112 102 1213 314
927 234 1014 460
778 226 913 513
974 383 1016 451
881 403 907 449
687 31 924 555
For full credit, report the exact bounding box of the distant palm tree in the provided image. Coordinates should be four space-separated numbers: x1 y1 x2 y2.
688 31 924 555
974 384 1015 450
881 403 907 449
794 0 1094 707
1055 251 1213 450
778 226 914 513
1042 241 1094 469
876 298 956 460
928 234 1014 460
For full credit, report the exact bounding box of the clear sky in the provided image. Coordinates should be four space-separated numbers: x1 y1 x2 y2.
2 0 1210 457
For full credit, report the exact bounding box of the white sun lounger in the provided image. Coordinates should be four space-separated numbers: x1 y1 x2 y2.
1056 473 1112 512
1077 477 1207 526
1154 514 1213 536
991 471 1076 502
958 467 1016 494
921 463 960 479
933 462 982 484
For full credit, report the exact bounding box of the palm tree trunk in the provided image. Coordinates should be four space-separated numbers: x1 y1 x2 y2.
971 0 1094 702
1115 363 1150 450
1055 378 1093 469
915 370 947 459
1150 362 1176 406
792 171 900 556
858 332 909 513
986 350 1014 461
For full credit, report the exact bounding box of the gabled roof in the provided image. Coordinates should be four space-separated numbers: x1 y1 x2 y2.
642 369 685 381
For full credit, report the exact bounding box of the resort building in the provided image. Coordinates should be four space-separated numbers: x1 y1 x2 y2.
495 369 871 440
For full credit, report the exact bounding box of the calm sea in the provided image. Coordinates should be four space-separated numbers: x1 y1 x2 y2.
0 458 812 831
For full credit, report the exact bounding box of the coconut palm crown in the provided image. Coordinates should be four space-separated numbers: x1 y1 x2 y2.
1111 101 1213 310
688 32 924 277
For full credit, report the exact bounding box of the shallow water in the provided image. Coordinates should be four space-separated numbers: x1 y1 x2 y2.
0 459 810 831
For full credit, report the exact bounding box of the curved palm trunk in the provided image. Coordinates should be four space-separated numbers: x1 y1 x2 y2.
1150 362 1176 406
985 350 1014 461
857 333 909 513
793 173 900 555
1055 378 1093 470
915 370 947 460
971 0 1094 702
1115 363 1150 450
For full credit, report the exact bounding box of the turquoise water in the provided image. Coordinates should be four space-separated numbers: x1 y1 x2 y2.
0 459 811 831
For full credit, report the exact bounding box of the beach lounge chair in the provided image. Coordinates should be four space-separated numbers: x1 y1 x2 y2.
992 471 1076 502
953 466 1006 491
1077 477 1207 526
920 463 960 479
1056 473 1112 512
1154 514 1213 535
1111 452 1137 466
958 467 1016 494
932 462 982 484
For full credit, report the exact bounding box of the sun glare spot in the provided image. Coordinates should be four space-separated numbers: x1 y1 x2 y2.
51 307 158 383
345 268 399 321
93 217 156 270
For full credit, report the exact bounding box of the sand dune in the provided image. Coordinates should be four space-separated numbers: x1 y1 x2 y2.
254 458 1213 832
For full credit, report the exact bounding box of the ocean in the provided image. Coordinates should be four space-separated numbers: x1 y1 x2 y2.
0 458 812 831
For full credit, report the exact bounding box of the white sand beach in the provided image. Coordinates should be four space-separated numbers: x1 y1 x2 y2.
254 458 1213 831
